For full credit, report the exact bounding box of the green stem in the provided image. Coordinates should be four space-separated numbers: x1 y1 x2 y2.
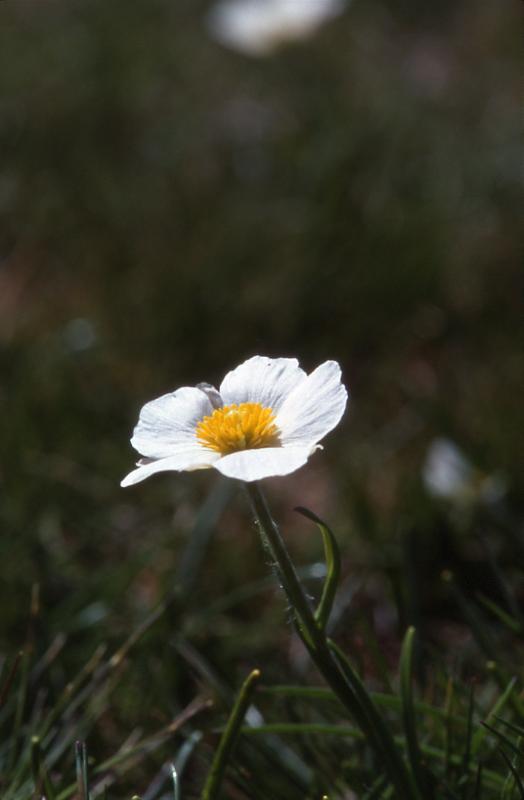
246 483 320 644
245 482 418 800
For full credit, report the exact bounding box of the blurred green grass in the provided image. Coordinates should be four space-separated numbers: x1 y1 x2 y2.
0 0 522 796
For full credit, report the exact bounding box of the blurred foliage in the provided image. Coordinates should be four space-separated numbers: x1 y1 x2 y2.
0 0 522 796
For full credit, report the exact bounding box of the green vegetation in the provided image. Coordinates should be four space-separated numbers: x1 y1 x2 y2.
0 0 521 796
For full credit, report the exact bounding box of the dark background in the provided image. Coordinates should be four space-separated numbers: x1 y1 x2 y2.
0 0 522 792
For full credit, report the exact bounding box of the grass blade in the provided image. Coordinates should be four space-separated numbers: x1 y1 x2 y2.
202 668 261 800
7 651 30 773
260 684 467 725
460 684 474 794
475 594 521 635
473 762 483 800
442 572 524 717
75 740 89 800
246 725 506 792
494 716 524 738
328 638 421 800
471 677 517 755
480 721 522 760
443 676 455 780
171 763 180 800
0 652 23 712
31 735 57 800
399 626 431 798
362 773 389 799
498 746 524 799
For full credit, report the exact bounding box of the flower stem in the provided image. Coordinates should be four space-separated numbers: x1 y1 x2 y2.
246 482 319 643
245 481 420 800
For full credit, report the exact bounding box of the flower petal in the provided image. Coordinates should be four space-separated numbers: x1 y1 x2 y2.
275 360 348 447
219 356 306 411
207 0 346 58
131 387 214 459
214 444 315 482
121 447 220 487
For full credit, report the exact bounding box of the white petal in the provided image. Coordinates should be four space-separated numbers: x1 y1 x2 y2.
207 0 282 57
121 447 220 487
219 356 306 411
207 0 346 57
131 387 214 459
214 445 315 482
275 360 348 447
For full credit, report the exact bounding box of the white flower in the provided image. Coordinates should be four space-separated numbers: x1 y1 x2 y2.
121 356 348 486
207 0 346 57
422 438 474 499
422 438 506 505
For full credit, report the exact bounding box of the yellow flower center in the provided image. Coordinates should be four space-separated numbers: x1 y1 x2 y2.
196 402 280 455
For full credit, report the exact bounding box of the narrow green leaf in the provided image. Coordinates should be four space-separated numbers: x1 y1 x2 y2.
31 735 43 795
362 773 389 799
460 684 475 791
54 700 209 800
477 532 524 630
471 677 517 755
241 724 506 791
480 721 522 759
327 638 421 800
442 572 524 717
242 722 363 737
475 594 522 634
498 747 524 799
8 651 30 773
443 676 454 780
442 573 495 658
260 683 466 724
171 763 180 800
0 651 23 711
494 716 524 738
202 668 261 800
36 644 107 743
31 735 56 800
473 762 483 800
172 730 202 800
399 626 431 798
75 741 89 800
294 507 341 631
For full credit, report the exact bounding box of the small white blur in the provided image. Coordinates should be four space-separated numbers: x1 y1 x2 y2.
206 0 347 57
422 438 506 506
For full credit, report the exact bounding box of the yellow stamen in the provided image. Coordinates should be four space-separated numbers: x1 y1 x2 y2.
196 402 280 455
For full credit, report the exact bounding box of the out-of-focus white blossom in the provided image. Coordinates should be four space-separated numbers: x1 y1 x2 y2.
207 0 346 57
422 438 506 505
